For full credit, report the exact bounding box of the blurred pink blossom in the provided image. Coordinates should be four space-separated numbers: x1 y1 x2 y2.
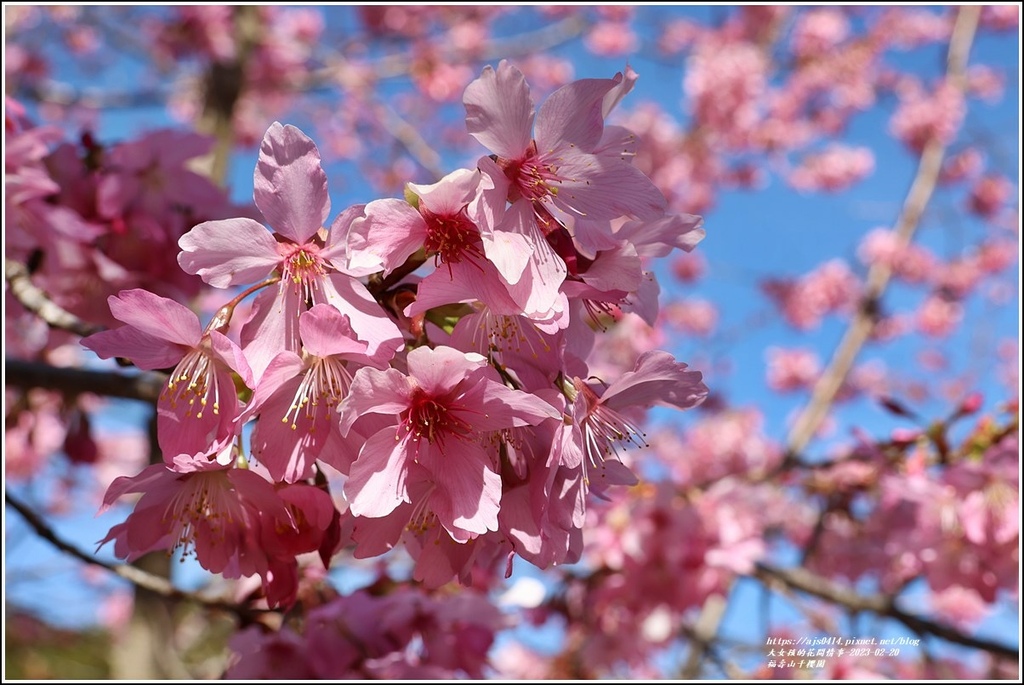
915 295 963 337
585 22 638 56
788 144 874 192
766 347 821 392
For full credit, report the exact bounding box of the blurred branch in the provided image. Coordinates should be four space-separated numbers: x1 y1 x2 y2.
753 563 1018 660
680 7 983 678
783 5 981 459
315 14 591 84
195 6 261 186
13 80 173 110
6 358 165 403
4 490 272 623
5 259 103 338
374 99 445 182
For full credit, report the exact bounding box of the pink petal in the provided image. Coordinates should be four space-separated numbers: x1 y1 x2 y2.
82 326 186 370
464 61 535 159
422 440 500 538
550 152 667 220
497 199 566 314
178 218 281 288
622 269 661 326
581 243 642 293
602 350 708 412
208 330 254 389
601 66 638 118
617 213 705 257
105 289 202 348
351 198 426 275
406 259 520 318
99 463 172 513
321 203 369 275
350 504 410 559
482 229 533 286
96 173 141 220
344 428 413 518
406 345 487 396
321 274 404 367
592 459 639 487
228 468 293 524
156 370 238 461
535 76 618 152
408 168 479 216
316 422 364 476
498 486 543 557
337 367 411 437
240 287 302 382
248 380 326 483
298 304 368 359
468 380 560 432
254 122 330 244
238 351 304 422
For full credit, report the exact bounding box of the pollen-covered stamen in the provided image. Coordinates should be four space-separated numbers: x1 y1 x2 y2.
472 310 551 359
282 357 353 431
401 387 474 448
163 348 220 420
581 297 622 332
162 473 239 558
499 140 567 204
573 378 648 469
407 484 439 534
281 246 327 304
421 205 484 274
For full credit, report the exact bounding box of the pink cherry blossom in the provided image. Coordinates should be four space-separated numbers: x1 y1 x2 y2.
762 259 861 329
566 350 707 492
967 173 1012 219
889 78 965 153
939 147 983 184
766 346 822 392
915 295 962 338
857 227 938 283
98 454 293 580
177 122 403 379
662 298 718 337
584 22 638 57
464 60 667 223
338 345 558 541
238 304 374 482
790 8 850 58
82 289 252 462
788 144 874 192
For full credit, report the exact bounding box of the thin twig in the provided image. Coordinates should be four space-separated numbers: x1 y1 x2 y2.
6 358 165 403
374 100 445 182
4 490 273 622
680 7 982 678
753 563 1018 661
5 259 103 338
783 4 981 459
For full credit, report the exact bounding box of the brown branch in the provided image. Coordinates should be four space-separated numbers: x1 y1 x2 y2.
680 7 983 678
374 100 445 182
4 490 272 622
195 6 261 186
783 5 981 459
753 563 1018 660
5 259 103 338
315 14 590 85
5 358 165 403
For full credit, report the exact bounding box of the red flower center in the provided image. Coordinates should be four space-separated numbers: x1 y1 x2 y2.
404 387 472 446
421 206 482 272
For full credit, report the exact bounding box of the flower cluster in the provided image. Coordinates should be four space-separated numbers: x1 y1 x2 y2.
86 61 707 606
